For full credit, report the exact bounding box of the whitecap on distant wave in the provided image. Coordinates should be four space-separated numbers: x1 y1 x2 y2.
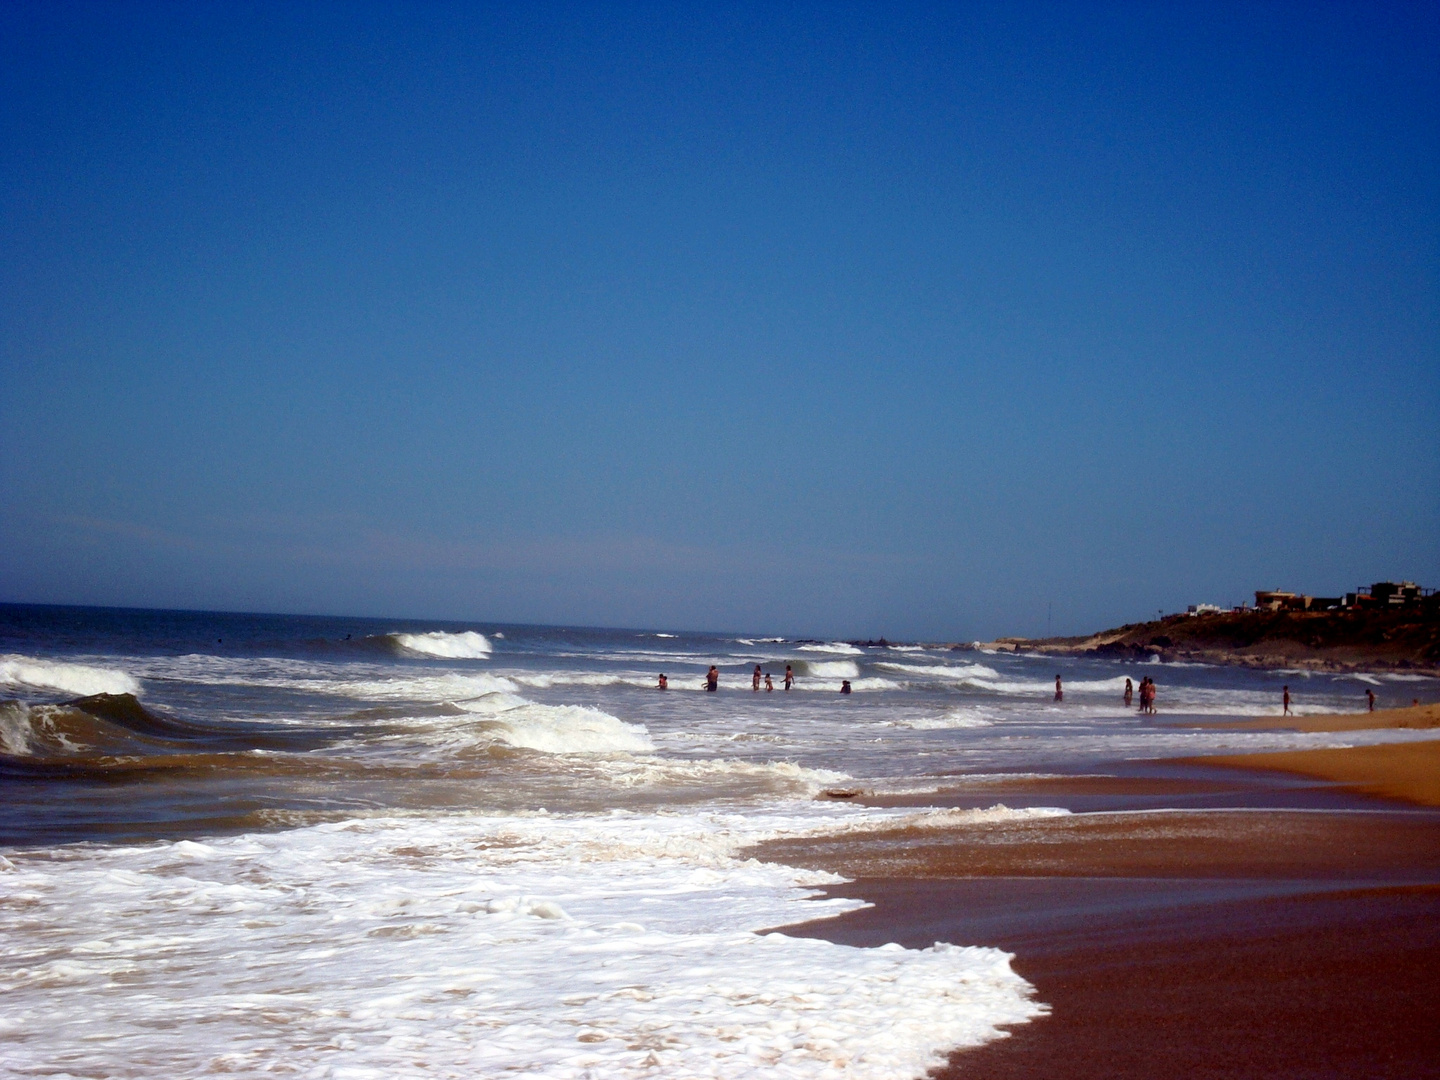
797 642 863 655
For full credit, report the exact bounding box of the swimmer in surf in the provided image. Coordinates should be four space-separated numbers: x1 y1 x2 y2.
1124 677 1133 707
764 672 773 691
1054 675 1063 702
705 666 719 692
752 664 762 691
840 680 851 694
784 665 794 691
657 673 667 690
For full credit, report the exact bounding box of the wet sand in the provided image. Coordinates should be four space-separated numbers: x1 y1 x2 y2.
784 879 1440 1080
755 805 1440 880
763 762 1440 1078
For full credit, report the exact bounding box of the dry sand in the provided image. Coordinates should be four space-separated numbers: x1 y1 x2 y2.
1182 702 1440 805
1191 740 1440 808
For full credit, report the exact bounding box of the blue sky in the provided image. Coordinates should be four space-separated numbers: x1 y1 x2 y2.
2 2 1436 639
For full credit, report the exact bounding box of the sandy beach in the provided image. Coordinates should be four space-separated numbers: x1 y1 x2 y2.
1191 703 1440 806
762 718 1440 1078
1206 701 1440 732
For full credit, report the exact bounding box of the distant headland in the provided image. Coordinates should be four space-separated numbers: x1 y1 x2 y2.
982 580 1439 675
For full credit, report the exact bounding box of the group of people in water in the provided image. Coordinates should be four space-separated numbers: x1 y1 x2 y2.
657 664 852 692
663 665 1158 708
1122 676 1158 714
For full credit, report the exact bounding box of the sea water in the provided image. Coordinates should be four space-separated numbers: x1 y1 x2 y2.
1 604 1435 1078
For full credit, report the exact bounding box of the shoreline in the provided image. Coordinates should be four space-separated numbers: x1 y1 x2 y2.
763 744 1440 1077
1184 703 1440 806
785 879 1440 1080
1199 701 1440 732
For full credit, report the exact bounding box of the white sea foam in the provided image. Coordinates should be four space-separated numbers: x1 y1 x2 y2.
334 671 520 702
0 810 1046 1078
876 661 1002 680
0 655 140 698
471 702 655 755
962 673 1135 695
594 756 850 797
798 642 864 655
894 708 997 730
391 630 493 659
842 677 903 692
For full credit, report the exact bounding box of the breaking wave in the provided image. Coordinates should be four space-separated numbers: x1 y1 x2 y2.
797 642 864 655
876 661 1001 681
795 659 860 679
1 656 140 697
389 631 493 659
459 701 655 755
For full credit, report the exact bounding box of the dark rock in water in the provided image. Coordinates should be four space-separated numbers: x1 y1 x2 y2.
1150 635 1174 648
1088 641 1152 660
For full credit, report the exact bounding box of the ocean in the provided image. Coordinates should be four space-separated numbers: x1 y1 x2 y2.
2 603 1435 1078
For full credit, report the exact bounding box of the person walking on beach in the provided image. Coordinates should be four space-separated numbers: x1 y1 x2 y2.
1367 688 1376 712
1283 685 1291 716
764 672 774 692
784 665 794 691
752 664 762 692
1124 678 1134 707
657 673 667 690
705 666 719 692
1054 675 1063 702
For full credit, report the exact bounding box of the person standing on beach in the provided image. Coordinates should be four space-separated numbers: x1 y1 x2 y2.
1367 688 1376 712
1124 678 1133 707
1054 675 1063 702
705 666 719 692
752 664 762 692
784 665 794 691
1283 686 1291 716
